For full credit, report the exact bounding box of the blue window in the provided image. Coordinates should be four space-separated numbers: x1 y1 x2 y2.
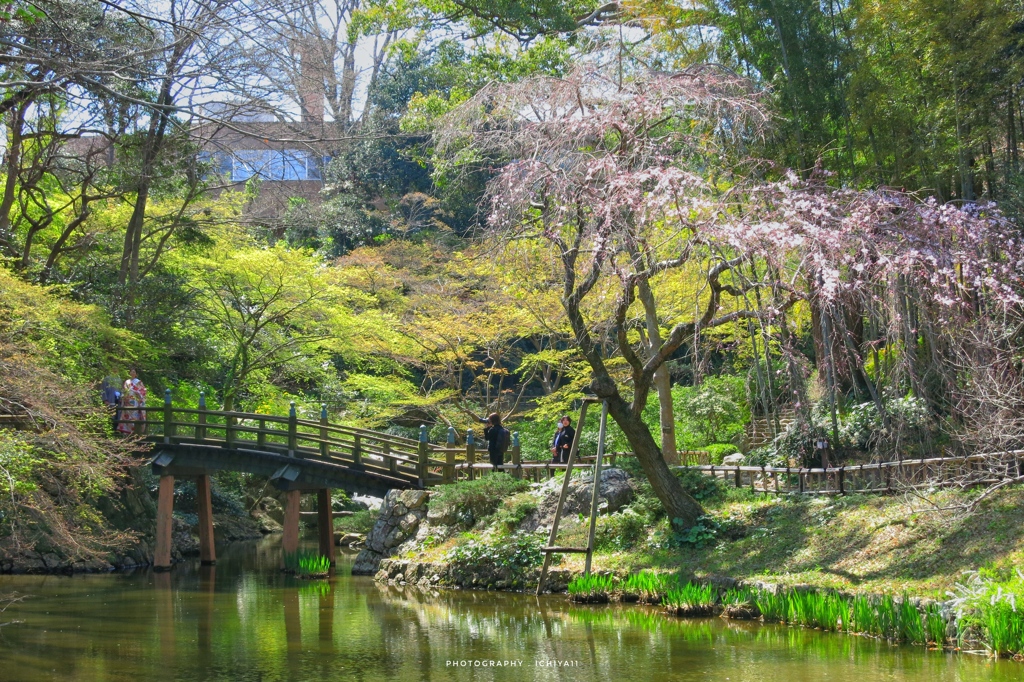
223 150 322 181
281 151 306 180
232 150 272 181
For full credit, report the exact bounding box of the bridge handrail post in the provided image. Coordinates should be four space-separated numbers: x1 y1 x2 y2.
226 404 235 449
444 427 456 484
287 402 297 456
257 418 265 448
466 429 476 482
417 425 428 487
319 404 329 459
511 432 521 479
197 392 207 442
163 389 173 444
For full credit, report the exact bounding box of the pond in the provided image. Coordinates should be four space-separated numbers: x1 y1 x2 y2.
0 537 1018 681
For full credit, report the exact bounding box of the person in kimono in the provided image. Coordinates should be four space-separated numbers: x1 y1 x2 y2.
116 370 147 434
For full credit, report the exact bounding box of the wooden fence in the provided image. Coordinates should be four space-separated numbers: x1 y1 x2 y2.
10 392 1022 495
670 450 1024 495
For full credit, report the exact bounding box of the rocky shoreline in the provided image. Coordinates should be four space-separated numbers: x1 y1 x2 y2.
0 512 266 574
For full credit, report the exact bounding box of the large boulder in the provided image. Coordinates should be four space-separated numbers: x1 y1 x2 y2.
352 489 430 575
520 467 633 532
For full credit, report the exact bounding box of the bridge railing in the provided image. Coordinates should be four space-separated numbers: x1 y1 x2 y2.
118 391 435 486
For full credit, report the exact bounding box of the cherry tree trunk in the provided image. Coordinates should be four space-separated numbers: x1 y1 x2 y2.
603 393 704 528
653 366 678 464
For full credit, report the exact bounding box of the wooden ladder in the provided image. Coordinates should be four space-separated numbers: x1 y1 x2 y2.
536 398 609 595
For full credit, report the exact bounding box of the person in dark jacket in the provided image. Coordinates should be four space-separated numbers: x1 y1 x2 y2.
550 420 563 461
553 415 575 464
482 412 509 469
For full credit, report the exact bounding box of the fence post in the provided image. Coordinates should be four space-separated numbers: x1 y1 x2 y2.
287 401 297 456
353 434 362 467
319 404 329 459
163 389 173 444
466 429 476 481
445 427 456 484
838 466 846 495
197 392 207 442
734 466 741 488
511 432 521 479
417 424 429 488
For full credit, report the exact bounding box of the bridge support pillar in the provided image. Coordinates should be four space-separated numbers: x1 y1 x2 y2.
154 475 175 570
282 489 301 557
317 488 336 565
196 474 216 565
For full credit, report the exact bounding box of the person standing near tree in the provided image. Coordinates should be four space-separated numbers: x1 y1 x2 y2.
553 416 575 464
482 412 510 470
116 369 147 435
550 420 563 461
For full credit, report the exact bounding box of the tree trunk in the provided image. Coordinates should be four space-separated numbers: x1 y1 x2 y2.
599 387 703 527
636 275 677 464
0 103 27 256
652 366 676 463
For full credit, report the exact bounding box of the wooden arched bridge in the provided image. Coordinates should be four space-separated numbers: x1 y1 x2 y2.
120 389 557 570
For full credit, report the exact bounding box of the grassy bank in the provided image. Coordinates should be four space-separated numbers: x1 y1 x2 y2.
403 472 1024 596
619 486 1024 595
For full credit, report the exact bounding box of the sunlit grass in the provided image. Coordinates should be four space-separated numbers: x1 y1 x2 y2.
283 550 331 577
567 573 615 602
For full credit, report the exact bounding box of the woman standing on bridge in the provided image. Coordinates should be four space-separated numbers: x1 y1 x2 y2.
482 413 510 469
116 370 147 435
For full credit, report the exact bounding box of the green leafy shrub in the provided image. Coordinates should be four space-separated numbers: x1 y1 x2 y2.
670 515 721 548
674 468 728 504
841 396 933 457
672 376 749 449
743 445 787 467
430 473 531 528
445 531 543 586
704 443 738 464
594 508 649 551
493 493 538 532
335 509 376 535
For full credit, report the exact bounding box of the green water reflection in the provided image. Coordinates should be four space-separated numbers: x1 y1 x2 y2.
0 536 1018 681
